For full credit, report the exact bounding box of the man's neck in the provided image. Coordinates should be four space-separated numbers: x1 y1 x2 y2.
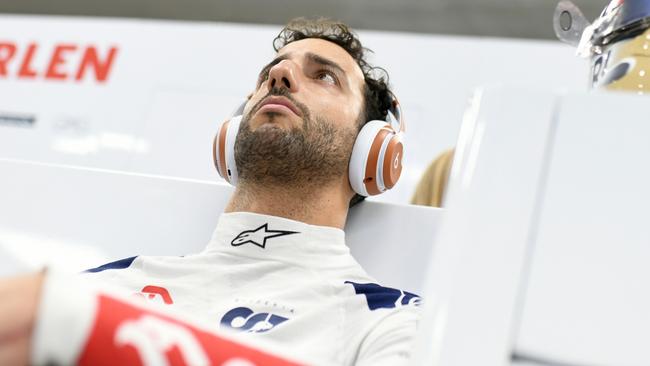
224 180 350 229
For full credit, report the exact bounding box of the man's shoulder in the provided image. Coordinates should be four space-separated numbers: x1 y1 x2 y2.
81 253 191 275
342 280 421 312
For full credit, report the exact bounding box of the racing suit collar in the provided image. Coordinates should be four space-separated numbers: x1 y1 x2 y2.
203 212 349 261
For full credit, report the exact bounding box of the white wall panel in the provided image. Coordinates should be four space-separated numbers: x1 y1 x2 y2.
0 15 588 204
514 92 650 366
413 88 650 366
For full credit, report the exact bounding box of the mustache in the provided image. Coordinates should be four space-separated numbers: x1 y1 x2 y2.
247 88 310 121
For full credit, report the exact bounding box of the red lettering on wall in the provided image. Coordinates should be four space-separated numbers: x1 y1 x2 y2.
45 44 77 80
18 43 38 79
0 42 118 83
0 42 17 76
76 46 118 83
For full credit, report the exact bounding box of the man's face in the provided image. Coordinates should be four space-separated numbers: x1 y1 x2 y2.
234 38 366 191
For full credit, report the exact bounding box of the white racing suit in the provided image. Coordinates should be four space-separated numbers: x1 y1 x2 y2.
31 212 420 365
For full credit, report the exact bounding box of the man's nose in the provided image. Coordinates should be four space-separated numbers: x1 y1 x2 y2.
267 60 299 92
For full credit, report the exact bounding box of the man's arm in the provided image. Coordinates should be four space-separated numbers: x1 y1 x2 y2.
355 308 420 366
0 273 42 366
0 272 302 366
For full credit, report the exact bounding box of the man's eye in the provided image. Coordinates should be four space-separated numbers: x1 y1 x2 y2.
257 70 270 85
316 71 337 85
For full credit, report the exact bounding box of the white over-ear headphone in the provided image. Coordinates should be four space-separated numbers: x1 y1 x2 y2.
213 96 405 196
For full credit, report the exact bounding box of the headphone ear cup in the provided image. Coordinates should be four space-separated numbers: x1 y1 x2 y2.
213 115 242 185
349 120 401 196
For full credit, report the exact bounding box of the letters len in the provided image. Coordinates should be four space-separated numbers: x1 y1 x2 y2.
0 42 118 83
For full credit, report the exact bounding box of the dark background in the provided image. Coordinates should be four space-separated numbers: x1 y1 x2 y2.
0 0 605 39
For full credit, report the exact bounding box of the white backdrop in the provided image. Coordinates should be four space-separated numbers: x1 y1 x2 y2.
0 15 588 204
412 87 650 366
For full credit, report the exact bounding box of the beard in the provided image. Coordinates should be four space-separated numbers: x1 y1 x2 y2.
234 90 357 189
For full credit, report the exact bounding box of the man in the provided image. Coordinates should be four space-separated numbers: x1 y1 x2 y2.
0 18 418 365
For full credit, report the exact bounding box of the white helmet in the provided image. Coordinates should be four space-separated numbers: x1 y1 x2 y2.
554 0 650 93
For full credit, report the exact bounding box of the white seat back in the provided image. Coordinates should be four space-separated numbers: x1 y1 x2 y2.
0 158 441 294
413 87 650 366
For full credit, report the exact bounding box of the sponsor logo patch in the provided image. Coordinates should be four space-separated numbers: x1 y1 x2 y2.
345 281 421 311
220 307 289 333
133 285 174 305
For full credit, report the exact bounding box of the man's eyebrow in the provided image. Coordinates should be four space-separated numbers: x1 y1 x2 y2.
306 52 346 76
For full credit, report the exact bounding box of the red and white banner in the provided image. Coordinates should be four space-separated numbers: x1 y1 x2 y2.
79 295 301 366
32 271 303 366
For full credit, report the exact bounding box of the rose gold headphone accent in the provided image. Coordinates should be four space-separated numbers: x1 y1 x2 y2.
364 128 391 195
215 121 229 181
382 138 403 189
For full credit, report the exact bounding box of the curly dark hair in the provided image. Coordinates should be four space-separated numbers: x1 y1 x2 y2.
273 18 394 207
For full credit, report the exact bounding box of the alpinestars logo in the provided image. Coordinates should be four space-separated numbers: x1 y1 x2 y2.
231 224 298 248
